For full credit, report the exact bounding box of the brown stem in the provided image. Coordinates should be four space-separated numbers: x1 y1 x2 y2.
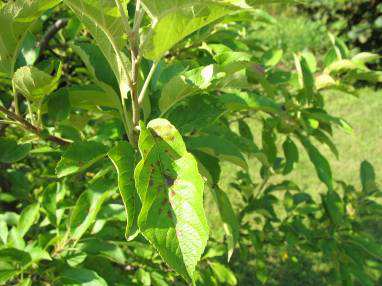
38 19 68 59
0 106 71 147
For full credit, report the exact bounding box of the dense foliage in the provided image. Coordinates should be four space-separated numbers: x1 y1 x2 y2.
298 0 382 66
0 1 381 285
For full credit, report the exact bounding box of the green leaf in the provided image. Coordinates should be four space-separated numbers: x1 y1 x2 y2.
17 278 31 286
219 92 280 114
69 180 115 242
70 43 119 92
261 49 283 67
78 239 126 264
294 53 315 96
159 65 216 114
56 141 108 178
108 142 140 240
323 190 344 226
209 262 237 285
0 220 8 244
212 188 239 261
282 137 299 175
360 160 378 194
0 0 60 76
142 1 239 60
351 52 380 65
0 138 31 163
44 85 120 114
64 0 130 96
12 65 62 102
41 183 58 226
166 95 226 134
262 121 277 166
238 119 254 142
58 267 107 286
17 203 40 238
135 119 209 282
298 135 333 190
0 248 32 283
17 32 39 67
186 135 248 169
137 269 151 286
312 130 339 159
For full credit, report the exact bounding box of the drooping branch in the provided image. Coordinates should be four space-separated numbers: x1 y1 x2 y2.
0 106 71 147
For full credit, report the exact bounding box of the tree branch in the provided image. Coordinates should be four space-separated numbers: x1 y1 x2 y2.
0 106 71 147
38 19 68 58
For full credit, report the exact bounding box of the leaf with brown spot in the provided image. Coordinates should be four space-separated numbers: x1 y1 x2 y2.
134 119 209 283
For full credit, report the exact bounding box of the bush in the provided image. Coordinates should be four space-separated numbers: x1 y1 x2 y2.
0 1 381 285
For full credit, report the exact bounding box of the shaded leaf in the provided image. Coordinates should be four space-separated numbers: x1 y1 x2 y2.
108 142 140 240
212 188 239 261
0 139 31 163
56 141 108 178
186 135 247 169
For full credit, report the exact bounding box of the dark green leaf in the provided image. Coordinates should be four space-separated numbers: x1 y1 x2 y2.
0 139 31 163
56 141 108 178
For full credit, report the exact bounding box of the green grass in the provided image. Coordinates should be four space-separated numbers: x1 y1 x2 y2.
290 88 382 191
220 88 382 195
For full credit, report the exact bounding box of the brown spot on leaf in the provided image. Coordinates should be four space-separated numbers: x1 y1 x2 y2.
165 175 175 187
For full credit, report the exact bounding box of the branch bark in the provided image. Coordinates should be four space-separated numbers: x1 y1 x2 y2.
38 19 68 58
0 106 71 147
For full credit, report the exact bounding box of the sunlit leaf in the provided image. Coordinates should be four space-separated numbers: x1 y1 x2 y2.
135 119 209 282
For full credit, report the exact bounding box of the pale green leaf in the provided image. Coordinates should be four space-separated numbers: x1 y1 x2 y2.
351 52 380 65
64 0 131 96
0 0 60 76
0 220 8 244
135 119 209 282
17 203 40 238
142 1 240 60
12 65 62 102
209 262 237 285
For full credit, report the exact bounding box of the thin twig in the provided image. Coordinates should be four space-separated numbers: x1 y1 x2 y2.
0 106 71 147
38 19 68 58
138 61 159 106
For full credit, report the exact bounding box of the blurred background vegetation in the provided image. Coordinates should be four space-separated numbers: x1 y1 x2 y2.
215 0 382 284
